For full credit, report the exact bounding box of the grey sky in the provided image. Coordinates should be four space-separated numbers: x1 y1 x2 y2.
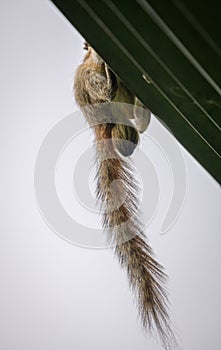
0 1 221 349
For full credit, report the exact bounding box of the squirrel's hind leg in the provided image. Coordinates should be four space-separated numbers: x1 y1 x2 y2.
132 98 151 133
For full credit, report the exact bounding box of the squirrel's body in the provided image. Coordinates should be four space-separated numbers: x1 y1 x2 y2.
74 44 175 349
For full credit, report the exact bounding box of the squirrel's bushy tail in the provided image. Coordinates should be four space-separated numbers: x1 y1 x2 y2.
94 123 176 349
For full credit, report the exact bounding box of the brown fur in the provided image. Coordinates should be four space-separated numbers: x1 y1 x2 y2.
74 45 176 349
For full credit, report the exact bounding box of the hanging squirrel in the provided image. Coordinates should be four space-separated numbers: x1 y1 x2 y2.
74 42 176 349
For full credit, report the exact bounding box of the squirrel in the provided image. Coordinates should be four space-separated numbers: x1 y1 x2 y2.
74 42 176 349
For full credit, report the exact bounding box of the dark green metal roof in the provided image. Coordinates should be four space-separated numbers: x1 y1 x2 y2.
51 0 221 184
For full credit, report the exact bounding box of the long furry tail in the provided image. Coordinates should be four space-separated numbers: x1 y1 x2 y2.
93 122 176 349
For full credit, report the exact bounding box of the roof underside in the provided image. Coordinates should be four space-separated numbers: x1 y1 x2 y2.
52 0 221 184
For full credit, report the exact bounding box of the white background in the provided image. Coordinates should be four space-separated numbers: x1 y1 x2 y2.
0 1 221 349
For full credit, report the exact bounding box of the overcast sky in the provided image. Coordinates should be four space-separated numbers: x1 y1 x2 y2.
0 1 221 349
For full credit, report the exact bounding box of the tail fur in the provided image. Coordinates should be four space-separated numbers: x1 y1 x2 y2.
94 122 176 349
